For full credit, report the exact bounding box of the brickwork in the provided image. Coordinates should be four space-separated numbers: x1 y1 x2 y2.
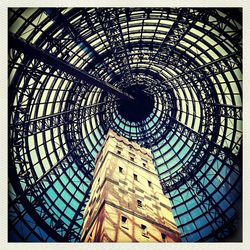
80 129 180 242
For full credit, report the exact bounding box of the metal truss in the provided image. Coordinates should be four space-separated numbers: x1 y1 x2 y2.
178 173 241 241
42 8 119 83
9 129 93 241
8 8 242 242
160 118 241 194
9 35 134 102
210 9 242 53
43 8 100 59
63 84 117 172
96 8 134 87
165 53 241 89
148 9 210 68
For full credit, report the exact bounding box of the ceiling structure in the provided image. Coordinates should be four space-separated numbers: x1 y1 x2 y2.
8 8 242 242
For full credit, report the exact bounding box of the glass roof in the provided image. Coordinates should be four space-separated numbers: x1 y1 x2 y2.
8 8 242 242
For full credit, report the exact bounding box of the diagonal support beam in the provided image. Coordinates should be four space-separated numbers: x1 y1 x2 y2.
96 8 134 85
9 35 134 102
10 99 118 134
146 9 211 72
170 117 241 168
164 52 240 88
159 117 241 193
43 8 100 60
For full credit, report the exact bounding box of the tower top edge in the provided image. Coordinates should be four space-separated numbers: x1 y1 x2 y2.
95 129 153 163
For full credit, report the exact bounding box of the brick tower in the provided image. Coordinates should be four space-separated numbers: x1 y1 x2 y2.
80 129 180 242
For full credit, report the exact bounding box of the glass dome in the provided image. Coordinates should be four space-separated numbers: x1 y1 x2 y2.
8 8 242 242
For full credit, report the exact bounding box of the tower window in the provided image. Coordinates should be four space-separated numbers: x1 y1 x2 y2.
134 174 138 181
148 180 152 187
137 199 142 208
143 162 147 168
141 224 148 237
130 157 134 161
117 150 121 155
161 233 167 242
121 215 128 228
119 167 123 173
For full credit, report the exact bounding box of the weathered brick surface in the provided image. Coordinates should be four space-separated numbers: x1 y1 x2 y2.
80 129 180 242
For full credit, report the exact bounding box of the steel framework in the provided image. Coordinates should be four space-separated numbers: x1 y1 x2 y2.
8 8 242 242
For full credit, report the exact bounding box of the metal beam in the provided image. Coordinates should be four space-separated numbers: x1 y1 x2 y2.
9 139 92 206
9 159 66 241
160 117 241 193
180 174 239 241
43 8 100 60
96 8 134 85
9 35 134 102
10 100 118 135
164 52 240 88
146 9 210 73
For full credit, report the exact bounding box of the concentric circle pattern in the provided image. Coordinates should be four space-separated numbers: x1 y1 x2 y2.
8 8 242 242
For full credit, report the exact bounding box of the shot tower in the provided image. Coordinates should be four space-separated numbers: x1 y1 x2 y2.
80 129 180 242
